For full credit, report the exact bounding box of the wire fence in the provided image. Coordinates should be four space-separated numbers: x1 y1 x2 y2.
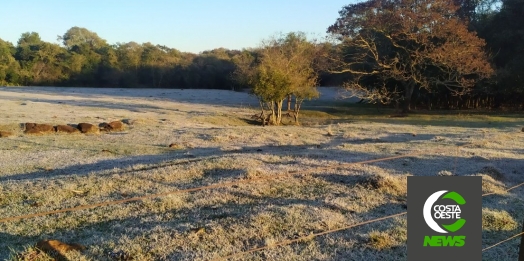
212 178 524 260
0 147 447 223
1 144 522 259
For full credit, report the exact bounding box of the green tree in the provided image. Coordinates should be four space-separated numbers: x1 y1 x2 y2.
236 32 319 125
139 43 180 88
59 27 107 50
0 39 20 85
14 32 68 85
115 42 143 86
59 27 109 86
231 49 259 90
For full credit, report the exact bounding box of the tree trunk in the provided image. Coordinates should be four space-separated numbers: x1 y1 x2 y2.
294 97 303 125
276 100 283 125
287 94 292 111
259 101 267 126
402 80 415 113
270 102 277 125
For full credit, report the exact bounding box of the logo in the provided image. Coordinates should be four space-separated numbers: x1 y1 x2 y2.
423 190 466 233
407 176 481 261
422 190 466 247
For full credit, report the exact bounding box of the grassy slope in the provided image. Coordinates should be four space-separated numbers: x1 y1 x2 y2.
0 87 523 260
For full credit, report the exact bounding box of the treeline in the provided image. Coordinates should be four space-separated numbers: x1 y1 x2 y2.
0 27 242 90
472 0 524 109
0 27 341 91
1 0 523 110
429 0 524 110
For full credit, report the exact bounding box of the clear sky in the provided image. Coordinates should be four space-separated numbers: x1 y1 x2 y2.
1 0 356 53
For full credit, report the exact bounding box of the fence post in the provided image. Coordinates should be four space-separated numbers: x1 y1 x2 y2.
519 218 524 261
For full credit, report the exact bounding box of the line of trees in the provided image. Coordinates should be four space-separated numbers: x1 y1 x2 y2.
0 0 523 112
0 27 245 90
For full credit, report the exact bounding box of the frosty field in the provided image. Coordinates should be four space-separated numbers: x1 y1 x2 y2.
0 87 523 260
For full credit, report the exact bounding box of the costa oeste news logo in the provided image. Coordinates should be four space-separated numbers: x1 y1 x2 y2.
423 190 466 246
408 176 481 261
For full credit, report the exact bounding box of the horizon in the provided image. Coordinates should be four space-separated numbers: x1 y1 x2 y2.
1 0 356 53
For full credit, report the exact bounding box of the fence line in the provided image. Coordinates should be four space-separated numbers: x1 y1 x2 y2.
212 212 408 261
482 182 524 197
0 148 445 223
214 179 524 260
3 143 522 259
519 219 524 261
482 231 524 252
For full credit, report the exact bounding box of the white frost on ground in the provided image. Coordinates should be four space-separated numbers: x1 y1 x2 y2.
0 87 522 260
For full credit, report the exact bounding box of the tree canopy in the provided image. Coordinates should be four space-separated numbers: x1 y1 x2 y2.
327 0 494 112
234 32 319 125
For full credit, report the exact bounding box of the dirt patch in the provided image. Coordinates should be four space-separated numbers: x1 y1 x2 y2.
0 131 13 138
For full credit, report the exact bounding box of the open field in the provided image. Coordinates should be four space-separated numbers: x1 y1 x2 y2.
0 87 523 260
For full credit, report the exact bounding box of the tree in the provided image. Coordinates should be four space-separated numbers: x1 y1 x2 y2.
115 42 143 86
328 0 494 112
14 32 68 85
235 32 319 125
59 27 107 50
0 39 19 85
477 0 524 108
231 49 259 89
58 27 110 86
139 43 180 88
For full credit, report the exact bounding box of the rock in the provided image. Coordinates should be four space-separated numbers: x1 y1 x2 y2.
122 119 134 125
36 239 86 255
99 122 110 131
521 127 524 132
111 121 124 131
55 125 80 134
77 123 99 134
100 121 125 132
0 131 13 138
24 123 36 130
24 123 54 135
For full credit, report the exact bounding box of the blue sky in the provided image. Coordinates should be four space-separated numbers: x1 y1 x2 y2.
1 0 355 53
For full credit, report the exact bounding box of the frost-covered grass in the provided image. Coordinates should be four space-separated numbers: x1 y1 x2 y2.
0 87 523 260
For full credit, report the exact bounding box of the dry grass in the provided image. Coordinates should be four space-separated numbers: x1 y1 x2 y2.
367 225 407 250
0 87 523 260
360 174 408 197
482 209 519 231
9 247 55 261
